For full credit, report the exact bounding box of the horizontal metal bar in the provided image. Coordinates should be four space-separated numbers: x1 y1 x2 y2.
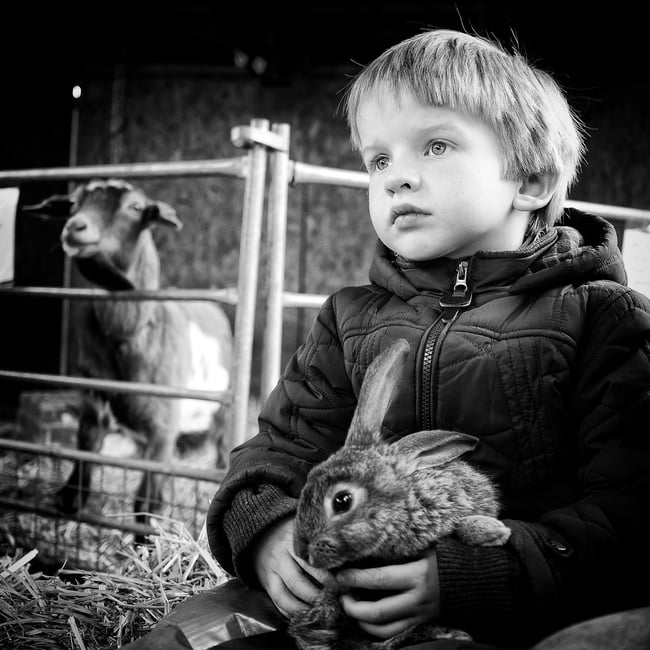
565 200 650 223
290 161 369 188
0 495 157 539
0 285 240 305
283 291 326 309
0 370 230 403
0 437 227 481
0 157 249 185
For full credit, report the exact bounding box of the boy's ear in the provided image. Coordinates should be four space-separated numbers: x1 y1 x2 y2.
513 172 559 212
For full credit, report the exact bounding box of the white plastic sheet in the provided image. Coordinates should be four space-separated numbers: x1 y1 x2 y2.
0 187 19 284
622 227 650 298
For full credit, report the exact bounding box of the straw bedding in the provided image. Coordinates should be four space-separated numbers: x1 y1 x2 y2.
0 516 230 649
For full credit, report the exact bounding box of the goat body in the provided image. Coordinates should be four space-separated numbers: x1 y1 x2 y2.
26 179 233 533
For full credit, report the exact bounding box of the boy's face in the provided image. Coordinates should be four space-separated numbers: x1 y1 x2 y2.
356 88 529 260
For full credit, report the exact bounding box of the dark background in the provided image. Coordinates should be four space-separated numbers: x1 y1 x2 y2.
2 2 647 84
0 1 647 412
2 1 646 165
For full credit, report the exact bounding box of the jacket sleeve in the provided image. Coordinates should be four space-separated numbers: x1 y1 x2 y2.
206 294 358 580
437 285 650 647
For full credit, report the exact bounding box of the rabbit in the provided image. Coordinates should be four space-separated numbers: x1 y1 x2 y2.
288 338 511 650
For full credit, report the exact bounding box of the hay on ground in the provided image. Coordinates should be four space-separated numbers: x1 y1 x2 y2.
0 515 230 650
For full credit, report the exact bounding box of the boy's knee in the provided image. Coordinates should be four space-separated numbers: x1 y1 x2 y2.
530 607 650 650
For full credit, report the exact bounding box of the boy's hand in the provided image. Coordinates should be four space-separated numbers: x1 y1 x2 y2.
252 516 331 618
337 548 440 639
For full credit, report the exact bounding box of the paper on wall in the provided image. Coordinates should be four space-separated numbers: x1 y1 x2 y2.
0 187 19 284
622 227 650 298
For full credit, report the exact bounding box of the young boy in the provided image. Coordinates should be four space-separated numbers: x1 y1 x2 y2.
205 29 650 649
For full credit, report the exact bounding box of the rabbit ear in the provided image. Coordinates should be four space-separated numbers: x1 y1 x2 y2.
347 339 410 447
393 430 479 467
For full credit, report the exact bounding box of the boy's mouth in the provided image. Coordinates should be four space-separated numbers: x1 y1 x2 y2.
391 204 430 225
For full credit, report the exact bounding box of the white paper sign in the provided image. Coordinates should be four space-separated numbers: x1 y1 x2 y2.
622 227 650 298
0 187 19 284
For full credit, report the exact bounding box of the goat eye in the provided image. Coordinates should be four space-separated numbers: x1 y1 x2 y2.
129 203 144 213
332 490 353 513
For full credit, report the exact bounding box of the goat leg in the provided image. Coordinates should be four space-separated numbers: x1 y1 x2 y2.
133 433 174 543
57 393 111 514
57 461 93 513
133 469 163 544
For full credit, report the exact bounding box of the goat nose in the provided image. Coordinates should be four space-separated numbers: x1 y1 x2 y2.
67 217 88 233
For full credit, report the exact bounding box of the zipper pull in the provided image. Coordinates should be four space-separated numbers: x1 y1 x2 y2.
453 260 469 294
439 260 472 321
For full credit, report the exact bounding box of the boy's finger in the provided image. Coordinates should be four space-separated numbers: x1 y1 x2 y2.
293 553 331 586
271 586 307 618
284 569 324 605
337 563 418 590
356 617 419 639
339 590 420 623
265 573 308 618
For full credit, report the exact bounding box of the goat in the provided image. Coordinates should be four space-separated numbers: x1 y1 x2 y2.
24 179 233 537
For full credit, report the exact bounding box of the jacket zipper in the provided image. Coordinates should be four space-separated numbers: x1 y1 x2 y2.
420 260 472 430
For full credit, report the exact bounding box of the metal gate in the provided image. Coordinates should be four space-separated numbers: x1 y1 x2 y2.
1 118 649 571
0 118 281 569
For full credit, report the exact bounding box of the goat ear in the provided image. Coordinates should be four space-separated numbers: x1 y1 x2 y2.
22 194 74 218
346 339 410 447
143 201 183 230
393 430 478 467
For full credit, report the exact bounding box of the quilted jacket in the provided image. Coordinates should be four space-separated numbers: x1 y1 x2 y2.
207 209 650 648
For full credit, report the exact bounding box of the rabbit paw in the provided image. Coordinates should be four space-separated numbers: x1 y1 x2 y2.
288 590 344 650
455 515 511 546
345 623 473 649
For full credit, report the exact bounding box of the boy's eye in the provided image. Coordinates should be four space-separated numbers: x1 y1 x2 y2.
368 155 390 172
426 141 448 156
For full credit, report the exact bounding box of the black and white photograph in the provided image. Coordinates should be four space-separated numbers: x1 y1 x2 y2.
1 2 649 649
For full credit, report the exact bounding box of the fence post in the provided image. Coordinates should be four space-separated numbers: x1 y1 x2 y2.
260 123 291 401
229 118 271 449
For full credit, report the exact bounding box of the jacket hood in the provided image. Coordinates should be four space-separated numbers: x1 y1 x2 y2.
368 208 627 300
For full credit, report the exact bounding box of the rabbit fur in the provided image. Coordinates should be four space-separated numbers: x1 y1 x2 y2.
289 338 511 650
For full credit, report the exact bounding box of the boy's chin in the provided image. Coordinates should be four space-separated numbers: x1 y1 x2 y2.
387 238 477 261
390 246 446 262
382 234 452 262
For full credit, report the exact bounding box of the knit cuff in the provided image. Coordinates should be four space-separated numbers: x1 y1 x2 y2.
437 536 519 637
223 483 298 585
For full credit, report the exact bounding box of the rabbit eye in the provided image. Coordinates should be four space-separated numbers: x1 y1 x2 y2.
332 490 353 513
324 483 366 518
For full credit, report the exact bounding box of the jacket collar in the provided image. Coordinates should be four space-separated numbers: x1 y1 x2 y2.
368 209 627 300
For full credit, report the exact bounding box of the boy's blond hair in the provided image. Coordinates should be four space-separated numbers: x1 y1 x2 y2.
343 29 586 228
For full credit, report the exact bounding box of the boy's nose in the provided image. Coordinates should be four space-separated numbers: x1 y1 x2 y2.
384 165 421 194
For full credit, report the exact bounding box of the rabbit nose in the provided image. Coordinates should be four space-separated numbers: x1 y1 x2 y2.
306 538 339 570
